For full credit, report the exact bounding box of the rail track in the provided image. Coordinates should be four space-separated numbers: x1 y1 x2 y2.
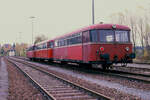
6 57 113 100
102 69 150 83
11 56 150 84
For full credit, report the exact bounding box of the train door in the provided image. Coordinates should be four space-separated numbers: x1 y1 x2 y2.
64 39 68 60
48 41 53 59
82 31 90 63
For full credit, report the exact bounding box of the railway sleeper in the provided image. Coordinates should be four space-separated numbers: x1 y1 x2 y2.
49 90 79 94
55 95 96 100
53 92 85 97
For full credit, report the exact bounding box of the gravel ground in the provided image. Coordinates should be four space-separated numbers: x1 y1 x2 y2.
12 60 97 100
38 65 142 100
0 57 9 100
115 63 150 70
113 65 150 75
5 58 45 100
11 57 150 100
10 57 143 100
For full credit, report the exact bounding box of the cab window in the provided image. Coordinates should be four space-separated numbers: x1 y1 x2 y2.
90 30 98 42
99 30 114 43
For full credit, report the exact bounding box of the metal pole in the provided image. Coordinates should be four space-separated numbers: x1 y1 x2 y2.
32 20 33 44
19 32 22 43
30 16 35 44
92 0 95 24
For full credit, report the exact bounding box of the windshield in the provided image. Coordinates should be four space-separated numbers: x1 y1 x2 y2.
90 30 130 43
115 30 129 42
99 30 114 43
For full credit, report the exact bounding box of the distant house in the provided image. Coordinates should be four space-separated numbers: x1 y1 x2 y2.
8 49 15 56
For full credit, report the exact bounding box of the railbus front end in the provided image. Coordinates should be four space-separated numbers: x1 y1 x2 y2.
83 24 135 69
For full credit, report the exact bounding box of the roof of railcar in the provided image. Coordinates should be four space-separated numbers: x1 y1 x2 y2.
28 24 130 48
51 24 130 40
34 39 49 46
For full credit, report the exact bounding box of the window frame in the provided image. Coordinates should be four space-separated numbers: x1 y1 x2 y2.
90 29 130 43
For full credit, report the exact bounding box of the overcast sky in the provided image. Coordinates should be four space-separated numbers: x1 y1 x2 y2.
0 0 149 45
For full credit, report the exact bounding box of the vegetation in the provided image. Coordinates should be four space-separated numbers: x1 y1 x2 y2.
34 34 48 44
109 7 150 61
0 34 47 57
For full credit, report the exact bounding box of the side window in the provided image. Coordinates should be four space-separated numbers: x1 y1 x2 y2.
64 39 67 46
43 43 47 49
83 31 90 43
90 30 98 42
55 40 58 47
77 33 82 43
49 42 54 48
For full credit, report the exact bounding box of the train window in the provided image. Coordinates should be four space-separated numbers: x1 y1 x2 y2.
60 39 65 46
45 43 47 48
67 39 69 45
68 38 72 45
49 42 54 48
76 35 82 44
58 41 60 47
42 44 44 49
35 46 38 50
43 43 47 49
34 46 36 50
55 40 58 47
61 33 82 46
76 33 82 44
83 31 90 43
115 31 129 42
90 30 98 42
99 30 114 43
28 47 32 51
37 45 40 49
64 39 67 46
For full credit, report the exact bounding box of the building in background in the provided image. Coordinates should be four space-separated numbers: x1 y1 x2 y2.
8 49 15 56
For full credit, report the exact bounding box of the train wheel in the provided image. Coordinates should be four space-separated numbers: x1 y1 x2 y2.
102 64 111 70
79 63 92 68
61 61 67 65
121 59 128 67
121 63 127 67
91 64 99 68
102 64 107 70
48 59 53 63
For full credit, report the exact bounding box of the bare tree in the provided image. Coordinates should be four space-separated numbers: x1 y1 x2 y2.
34 34 48 44
129 15 138 52
137 18 145 54
144 16 150 48
109 12 127 25
15 43 28 56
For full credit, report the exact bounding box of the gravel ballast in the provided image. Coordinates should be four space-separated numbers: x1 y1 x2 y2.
11 57 150 100
0 57 9 100
5 58 45 100
10 57 143 100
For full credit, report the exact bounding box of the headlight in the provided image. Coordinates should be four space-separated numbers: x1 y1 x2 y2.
125 47 129 51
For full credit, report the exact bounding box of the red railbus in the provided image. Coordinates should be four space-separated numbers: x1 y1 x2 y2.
27 24 135 69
